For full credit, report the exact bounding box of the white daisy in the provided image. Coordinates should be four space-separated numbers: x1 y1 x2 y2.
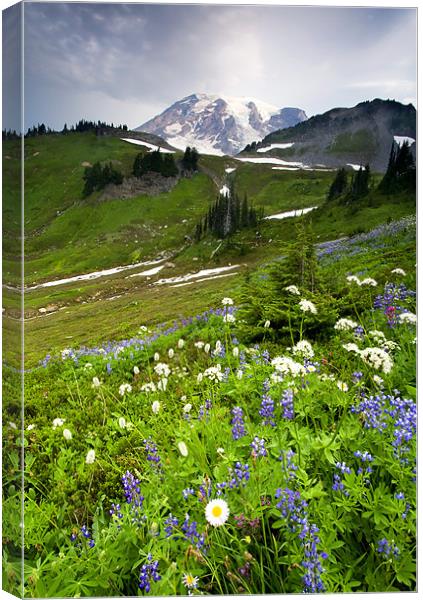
205 499 230 527
182 574 199 590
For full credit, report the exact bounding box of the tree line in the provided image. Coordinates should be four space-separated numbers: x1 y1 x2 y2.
82 146 199 197
22 120 128 138
195 184 262 240
326 140 415 203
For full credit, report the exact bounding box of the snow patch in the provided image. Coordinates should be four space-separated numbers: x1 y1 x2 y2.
170 272 239 288
120 138 175 153
264 206 318 220
220 184 230 196
154 265 239 286
27 258 167 290
127 265 165 278
257 143 294 152
347 163 364 171
393 135 415 147
225 167 236 174
236 157 304 167
272 167 301 171
165 123 183 135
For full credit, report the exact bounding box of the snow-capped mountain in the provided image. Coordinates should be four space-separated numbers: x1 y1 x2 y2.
135 93 307 156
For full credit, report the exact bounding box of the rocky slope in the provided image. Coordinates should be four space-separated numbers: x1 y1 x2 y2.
240 99 416 172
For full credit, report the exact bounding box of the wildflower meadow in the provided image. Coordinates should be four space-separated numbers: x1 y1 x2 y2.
2 217 416 597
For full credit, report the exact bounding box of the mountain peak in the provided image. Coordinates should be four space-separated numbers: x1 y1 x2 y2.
136 94 307 155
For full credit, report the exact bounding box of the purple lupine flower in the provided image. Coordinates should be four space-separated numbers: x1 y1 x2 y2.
143 437 162 472
279 449 298 481
280 388 295 420
231 406 246 440
377 538 399 559
139 554 161 592
275 488 326 593
259 386 276 427
251 436 267 458
182 488 195 500
181 514 207 552
164 513 179 538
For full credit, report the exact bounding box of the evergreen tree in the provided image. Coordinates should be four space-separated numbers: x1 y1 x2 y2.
349 164 370 200
327 167 348 201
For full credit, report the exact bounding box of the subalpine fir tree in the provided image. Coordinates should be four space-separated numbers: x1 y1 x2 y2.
196 185 260 239
327 167 348 201
379 141 415 193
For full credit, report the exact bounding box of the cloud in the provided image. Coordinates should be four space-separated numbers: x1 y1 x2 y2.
19 3 417 131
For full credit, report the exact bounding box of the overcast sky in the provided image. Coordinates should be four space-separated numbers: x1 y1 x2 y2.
3 2 417 131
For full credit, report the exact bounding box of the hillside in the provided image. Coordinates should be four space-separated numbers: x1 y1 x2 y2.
2 127 416 369
239 99 416 172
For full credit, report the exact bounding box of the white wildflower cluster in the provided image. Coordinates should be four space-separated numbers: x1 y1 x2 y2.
203 364 224 382
178 339 185 349
391 268 406 276
152 400 161 414
183 403 192 413
204 343 211 354
119 383 132 396
368 330 386 343
346 275 377 286
173 365 188 379
63 429 72 440
61 348 72 360
299 299 317 314
337 381 349 392
84 363 93 370
223 313 236 324
285 285 300 295
168 348 175 359
382 340 399 352
194 341 205 349
92 376 101 388
154 362 171 377
141 382 157 393
85 449 96 464
342 342 361 354
133 366 140 375
138 325 149 334
334 318 358 331
360 347 393 374
52 418 65 429
222 297 234 306
291 340 314 359
373 375 384 387
271 356 305 377
177 441 188 457
346 275 361 285
157 378 168 391
360 278 377 287
398 312 417 325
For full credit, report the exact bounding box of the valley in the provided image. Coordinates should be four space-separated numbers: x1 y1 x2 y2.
2 98 417 597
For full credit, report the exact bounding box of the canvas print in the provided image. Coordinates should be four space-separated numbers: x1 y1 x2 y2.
2 1 417 597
